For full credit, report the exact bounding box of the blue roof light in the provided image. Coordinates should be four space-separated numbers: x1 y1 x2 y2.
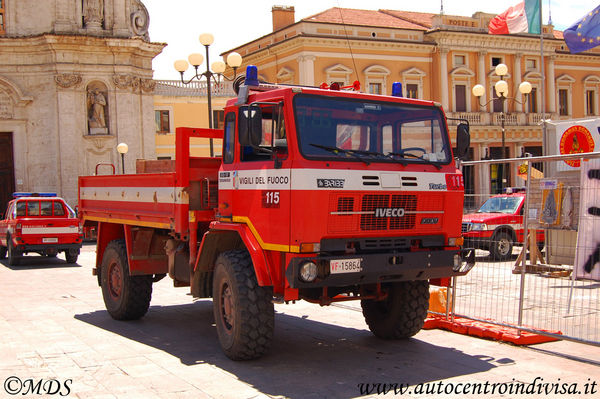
13 192 57 198
392 82 403 97
245 65 259 86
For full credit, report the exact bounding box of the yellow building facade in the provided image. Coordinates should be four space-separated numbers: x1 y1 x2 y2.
153 6 600 198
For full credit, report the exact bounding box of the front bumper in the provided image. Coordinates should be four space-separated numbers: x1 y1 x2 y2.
285 248 473 289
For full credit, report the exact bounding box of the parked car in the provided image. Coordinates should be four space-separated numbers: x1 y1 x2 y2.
462 189 544 260
0 193 83 265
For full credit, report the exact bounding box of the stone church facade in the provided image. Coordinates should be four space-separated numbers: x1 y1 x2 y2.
0 0 164 209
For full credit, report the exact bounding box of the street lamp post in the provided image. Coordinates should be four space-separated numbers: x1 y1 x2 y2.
117 142 128 174
174 34 243 157
472 64 531 192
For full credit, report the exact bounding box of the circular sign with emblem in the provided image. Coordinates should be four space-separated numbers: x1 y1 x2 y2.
559 125 595 167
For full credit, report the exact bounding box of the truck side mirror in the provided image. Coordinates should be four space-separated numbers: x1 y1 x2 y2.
455 122 470 160
239 106 263 147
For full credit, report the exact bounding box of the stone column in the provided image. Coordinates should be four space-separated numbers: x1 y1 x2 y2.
477 51 487 108
547 56 556 114
440 48 449 110
514 53 523 112
298 55 316 86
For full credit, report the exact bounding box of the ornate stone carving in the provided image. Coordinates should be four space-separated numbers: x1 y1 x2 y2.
113 74 155 93
54 73 83 88
0 89 14 119
130 0 150 40
113 74 135 90
141 79 156 93
83 0 104 29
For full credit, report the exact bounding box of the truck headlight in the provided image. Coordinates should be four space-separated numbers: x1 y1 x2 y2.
299 261 318 282
470 223 487 231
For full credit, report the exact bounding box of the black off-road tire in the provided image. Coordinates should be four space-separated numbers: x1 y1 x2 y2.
212 250 274 360
490 231 513 261
361 280 430 339
65 249 79 264
7 236 21 266
100 239 152 320
0 245 6 259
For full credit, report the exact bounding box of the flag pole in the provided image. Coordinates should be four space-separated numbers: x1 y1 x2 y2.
540 0 547 155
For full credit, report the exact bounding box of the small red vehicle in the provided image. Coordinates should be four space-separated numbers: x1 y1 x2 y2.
0 193 83 265
462 189 544 260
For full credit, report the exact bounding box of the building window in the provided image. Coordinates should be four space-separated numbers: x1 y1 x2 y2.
364 65 390 96
369 83 382 95
155 110 170 133
454 85 467 112
586 90 597 116
525 58 537 71
491 57 503 67
492 89 504 113
0 0 5 34
527 87 538 113
157 156 172 160
406 84 418 99
559 89 569 116
453 54 466 67
213 110 225 129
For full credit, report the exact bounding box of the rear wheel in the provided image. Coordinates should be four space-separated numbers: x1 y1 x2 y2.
100 239 152 320
490 231 513 261
7 236 21 266
65 249 79 264
212 250 274 360
361 280 430 339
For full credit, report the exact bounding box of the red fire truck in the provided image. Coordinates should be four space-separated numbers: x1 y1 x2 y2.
78 67 473 360
462 189 544 261
0 193 82 266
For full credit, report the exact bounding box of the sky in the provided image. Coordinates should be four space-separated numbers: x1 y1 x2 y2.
143 0 595 80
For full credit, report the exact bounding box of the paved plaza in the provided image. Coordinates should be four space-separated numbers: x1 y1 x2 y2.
0 244 599 398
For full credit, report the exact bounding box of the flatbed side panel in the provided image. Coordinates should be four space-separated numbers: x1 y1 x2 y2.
79 172 190 235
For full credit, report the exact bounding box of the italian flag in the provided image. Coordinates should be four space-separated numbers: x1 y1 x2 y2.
488 0 541 35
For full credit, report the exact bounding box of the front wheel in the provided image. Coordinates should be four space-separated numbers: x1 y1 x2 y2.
212 250 274 360
489 232 513 261
361 280 430 339
100 239 152 320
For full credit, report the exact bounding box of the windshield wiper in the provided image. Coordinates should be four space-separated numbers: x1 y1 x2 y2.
310 143 371 165
386 152 442 170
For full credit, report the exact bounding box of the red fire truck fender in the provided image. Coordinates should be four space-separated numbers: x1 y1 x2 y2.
195 222 272 286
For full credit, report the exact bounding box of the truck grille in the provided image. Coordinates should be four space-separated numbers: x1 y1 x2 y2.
329 193 439 233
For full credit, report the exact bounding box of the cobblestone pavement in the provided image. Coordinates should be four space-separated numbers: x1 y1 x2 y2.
0 244 599 398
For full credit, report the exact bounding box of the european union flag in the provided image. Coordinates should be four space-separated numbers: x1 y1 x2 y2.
564 5 600 54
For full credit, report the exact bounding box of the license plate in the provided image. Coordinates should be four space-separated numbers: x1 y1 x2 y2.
330 258 362 274
43 237 58 243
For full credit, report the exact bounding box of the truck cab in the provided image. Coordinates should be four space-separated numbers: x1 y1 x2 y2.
0 193 82 265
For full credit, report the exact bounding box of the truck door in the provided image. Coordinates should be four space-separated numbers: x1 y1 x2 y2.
225 103 291 251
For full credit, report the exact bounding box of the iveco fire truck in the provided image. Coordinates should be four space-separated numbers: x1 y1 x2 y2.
78 66 473 360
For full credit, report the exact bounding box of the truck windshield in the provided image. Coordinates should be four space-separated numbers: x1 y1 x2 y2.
477 196 522 214
293 94 451 165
